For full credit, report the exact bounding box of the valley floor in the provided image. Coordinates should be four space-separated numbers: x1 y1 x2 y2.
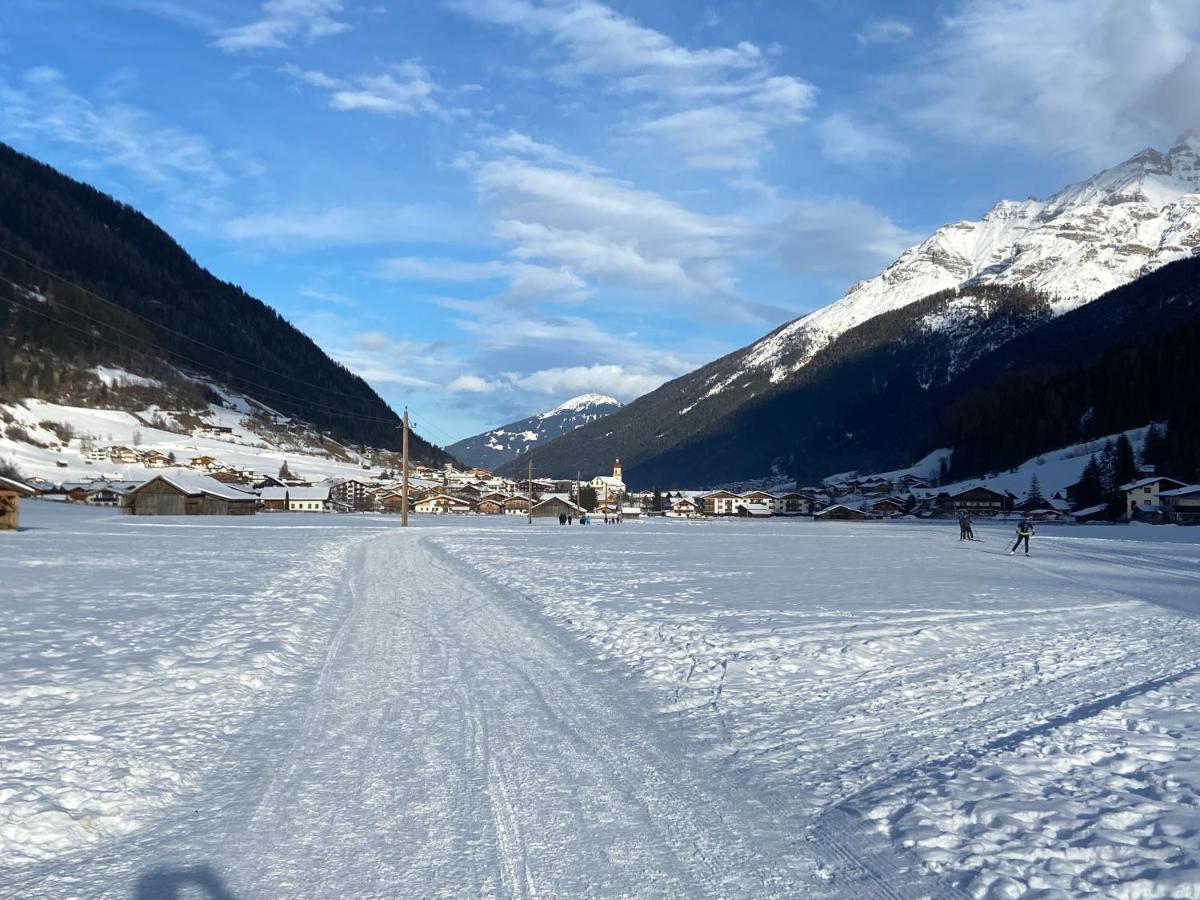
3 506 1200 898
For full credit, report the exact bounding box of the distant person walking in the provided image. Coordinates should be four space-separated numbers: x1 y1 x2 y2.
1010 516 1034 555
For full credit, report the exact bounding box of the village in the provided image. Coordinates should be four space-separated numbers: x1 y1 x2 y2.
3 441 1199 530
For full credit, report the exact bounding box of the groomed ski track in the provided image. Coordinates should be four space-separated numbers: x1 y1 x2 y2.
5 527 952 899
216 531 929 899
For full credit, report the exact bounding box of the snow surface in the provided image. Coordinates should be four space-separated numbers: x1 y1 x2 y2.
4 504 1200 898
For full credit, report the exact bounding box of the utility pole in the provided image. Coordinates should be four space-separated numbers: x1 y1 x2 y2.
527 457 533 524
401 407 410 528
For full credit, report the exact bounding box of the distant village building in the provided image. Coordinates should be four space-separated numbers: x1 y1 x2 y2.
951 485 1011 515
701 490 741 516
189 455 218 470
109 446 139 464
127 475 257 516
666 496 700 518
331 477 377 509
258 486 332 512
778 492 814 516
1121 476 1187 519
590 459 626 504
476 498 506 515
413 494 472 515
0 475 38 530
532 496 584 519
1160 484 1200 523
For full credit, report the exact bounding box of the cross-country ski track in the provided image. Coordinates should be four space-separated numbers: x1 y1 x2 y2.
5 508 1200 898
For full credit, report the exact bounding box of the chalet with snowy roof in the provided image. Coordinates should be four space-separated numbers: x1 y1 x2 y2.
140 451 172 468
0 475 38 531
736 501 772 518
1160 484 1200 523
950 485 1011 515
700 490 741 516
476 497 506 515
741 490 783 514
413 494 471 515
189 455 218 470
108 446 139 464
1070 503 1111 524
814 504 875 521
331 477 377 509
666 496 700 518
80 445 109 462
868 497 905 517
1120 476 1187 519
532 495 584 519
127 475 257 516
778 492 815 516
504 495 532 515
859 478 892 497
258 486 332 512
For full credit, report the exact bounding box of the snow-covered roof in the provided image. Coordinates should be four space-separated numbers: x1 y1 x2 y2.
259 486 330 501
136 474 258 500
1160 484 1200 498
1071 503 1109 517
0 475 37 495
534 495 583 511
1120 476 1187 491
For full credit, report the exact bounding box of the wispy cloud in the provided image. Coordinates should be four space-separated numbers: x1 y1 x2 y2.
817 113 910 166
856 18 914 45
215 0 349 53
906 0 1200 166
281 61 452 118
450 0 815 169
0 67 228 193
223 202 474 245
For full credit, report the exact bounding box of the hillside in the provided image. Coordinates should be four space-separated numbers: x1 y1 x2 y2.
506 135 1200 487
0 142 448 465
447 394 621 470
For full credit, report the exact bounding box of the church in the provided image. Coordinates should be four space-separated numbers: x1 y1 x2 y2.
589 459 625 503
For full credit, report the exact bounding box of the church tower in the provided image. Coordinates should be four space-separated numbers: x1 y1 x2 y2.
613 458 622 481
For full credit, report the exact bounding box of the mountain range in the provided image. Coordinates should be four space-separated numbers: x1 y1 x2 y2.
0 142 449 466
447 394 621 470
501 134 1200 488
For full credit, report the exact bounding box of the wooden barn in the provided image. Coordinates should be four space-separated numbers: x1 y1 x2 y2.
1 476 39 531
128 475 257 516
531 495 584 519
476 498 506 515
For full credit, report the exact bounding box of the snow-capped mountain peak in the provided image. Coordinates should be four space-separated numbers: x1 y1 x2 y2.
703 133 1200 397
448 394 623 470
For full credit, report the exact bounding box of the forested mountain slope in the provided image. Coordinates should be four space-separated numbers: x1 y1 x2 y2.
448 394 621 470
505 136 1200 486
0 142 448 463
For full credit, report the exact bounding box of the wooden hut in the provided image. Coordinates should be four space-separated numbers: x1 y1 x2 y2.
127 475 257 516
476 498 506 515
814 504 875 521
0 476 38 531
531 495 584 519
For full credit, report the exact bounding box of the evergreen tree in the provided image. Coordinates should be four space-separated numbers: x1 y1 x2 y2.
1113 433 1138 487
1075 455 1105 508
1140 424 1164 470
578 486 598 511
1027 472 1043 500
938 458 949 486
166 451 176 465
1100 440 1117 491
279 461 294 480
652 486 662 512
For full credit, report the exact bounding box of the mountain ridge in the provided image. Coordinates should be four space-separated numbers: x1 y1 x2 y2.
502 135 1200 486
447 393 622 470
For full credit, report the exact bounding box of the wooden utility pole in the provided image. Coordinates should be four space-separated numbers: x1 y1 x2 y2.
527 457 533 524
401 407 410 528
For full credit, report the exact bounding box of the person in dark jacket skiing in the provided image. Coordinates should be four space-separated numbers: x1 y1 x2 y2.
963 511 975 541
1010 516 1034 555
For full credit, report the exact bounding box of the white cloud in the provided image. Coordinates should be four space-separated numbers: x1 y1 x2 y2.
448 374 497 393
223 202 471 245
758 197 920 281
856 18 914 45
512 363 686 401
909 0 1200 165
450 0 815 169
377 256 592 303
282 62 448 118
215 0 349 52
817 113 910 166
0 67 228 192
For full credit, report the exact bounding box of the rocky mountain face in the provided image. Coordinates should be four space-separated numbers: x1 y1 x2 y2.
447 393 621 470
510 135 1200 487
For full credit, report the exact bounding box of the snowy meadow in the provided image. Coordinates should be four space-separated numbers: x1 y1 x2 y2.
3 504 1200 898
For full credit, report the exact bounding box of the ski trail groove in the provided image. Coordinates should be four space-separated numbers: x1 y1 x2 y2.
197 529 918 898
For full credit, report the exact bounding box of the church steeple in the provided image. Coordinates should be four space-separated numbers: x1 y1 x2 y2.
613 458 622 480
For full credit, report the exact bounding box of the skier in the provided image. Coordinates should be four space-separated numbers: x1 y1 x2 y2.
963 511 975 541
1010 515 1034 555
956 509 966 540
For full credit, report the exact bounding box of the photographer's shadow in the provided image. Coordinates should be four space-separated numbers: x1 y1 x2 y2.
134 864 238 900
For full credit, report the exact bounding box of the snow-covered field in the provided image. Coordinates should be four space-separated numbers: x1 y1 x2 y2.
3 505 1200 898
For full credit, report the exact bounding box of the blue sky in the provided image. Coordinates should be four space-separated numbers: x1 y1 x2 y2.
3 1 1199 443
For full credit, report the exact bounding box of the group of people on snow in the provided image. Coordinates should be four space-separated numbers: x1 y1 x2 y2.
955 509 1036 555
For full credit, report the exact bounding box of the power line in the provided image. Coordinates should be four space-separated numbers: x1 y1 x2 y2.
4 293 450 446
0 244 411 405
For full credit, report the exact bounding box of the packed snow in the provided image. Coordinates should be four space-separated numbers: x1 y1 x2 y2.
3 504 1200 898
